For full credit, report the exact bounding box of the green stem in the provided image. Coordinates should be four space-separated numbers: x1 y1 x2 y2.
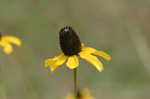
73 68 78 98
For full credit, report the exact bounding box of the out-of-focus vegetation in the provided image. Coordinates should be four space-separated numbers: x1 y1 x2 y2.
0 0 150 99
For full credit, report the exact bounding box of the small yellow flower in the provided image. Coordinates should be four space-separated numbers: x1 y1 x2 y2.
66 88 95 99
0 33 21 54
44 26 111 72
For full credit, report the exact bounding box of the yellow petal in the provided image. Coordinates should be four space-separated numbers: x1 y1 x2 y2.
44 58 56 67
94 50 111 61
50 64 60 72
66 55 79 69
51 54 68 71
0 42 13 54
44 54 67 72
79 52 104 72
2 36 21 46
82 47 111 61
81 47 96 54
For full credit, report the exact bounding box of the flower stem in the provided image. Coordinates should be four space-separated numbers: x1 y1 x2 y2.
73 68 78 98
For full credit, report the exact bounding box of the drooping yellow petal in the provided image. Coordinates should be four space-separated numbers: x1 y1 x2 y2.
4 44 13 54
44 58 56 67
50 64 60 72
94 50 111 61
2 36 21 46
79 52 104 72
51 54 68 71
81 47 96 54
66 55 79 69
0 42 13 54
44 53 68 72
82 47 111 61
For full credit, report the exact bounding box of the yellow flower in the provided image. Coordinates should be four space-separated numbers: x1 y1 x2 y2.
0 33 21 54
44 26 111 72
66 88 95 99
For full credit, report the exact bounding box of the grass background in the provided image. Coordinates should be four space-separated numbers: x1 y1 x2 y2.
0 0 150 99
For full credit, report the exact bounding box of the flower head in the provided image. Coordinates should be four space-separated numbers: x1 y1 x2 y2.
66 88 95 99
0 33 21 54
44 26 111 72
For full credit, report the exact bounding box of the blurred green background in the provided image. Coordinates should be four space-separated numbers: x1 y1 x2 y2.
0 0 150 99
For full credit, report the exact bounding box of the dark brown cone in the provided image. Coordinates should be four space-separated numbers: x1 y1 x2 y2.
59 26 81 56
